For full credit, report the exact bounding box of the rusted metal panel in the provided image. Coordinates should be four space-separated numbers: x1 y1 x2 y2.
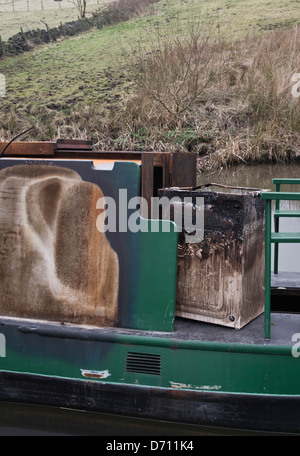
0 143 197 231
141 153 154 218
0 141 55 156
171 152 197 188
56 139 93 151
160 187 266 329
163 154 171 188
0 164 119 326
0 144 197 206
0 159 178 332
54 150 166 168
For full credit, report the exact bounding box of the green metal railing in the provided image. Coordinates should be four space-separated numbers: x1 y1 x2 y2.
273 179 300 274
261 184 300 339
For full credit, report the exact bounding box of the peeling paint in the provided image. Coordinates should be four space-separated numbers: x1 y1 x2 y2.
170 381 222 391
80 369 111 379
198 385 222 391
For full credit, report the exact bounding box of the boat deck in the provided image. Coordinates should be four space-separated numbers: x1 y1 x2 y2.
173 313 299 346
103 312 299 347
2 311 299 348
2 268 300 348
109 268 300 346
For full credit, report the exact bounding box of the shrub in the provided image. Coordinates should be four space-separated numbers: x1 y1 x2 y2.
121 23 300 167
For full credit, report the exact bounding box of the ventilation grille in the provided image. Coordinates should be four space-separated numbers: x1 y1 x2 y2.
126 352 161 376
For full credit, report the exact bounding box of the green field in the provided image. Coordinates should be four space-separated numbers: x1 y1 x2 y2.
1 0 300 166
0 0 112 40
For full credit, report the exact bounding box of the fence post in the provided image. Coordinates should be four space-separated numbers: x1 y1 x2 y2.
20 27 26 41
41 20 52 42
0 36 5 58
60 21 65 37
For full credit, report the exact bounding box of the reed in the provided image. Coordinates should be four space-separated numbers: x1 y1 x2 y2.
119 24 300 169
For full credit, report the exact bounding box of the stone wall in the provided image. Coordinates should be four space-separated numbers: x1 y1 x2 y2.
0 17 96 57
0 0 160 58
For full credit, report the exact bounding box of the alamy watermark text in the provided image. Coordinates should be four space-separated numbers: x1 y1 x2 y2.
96 190 204 243
292 73 300 98
0 73 6 98
0 334 6 357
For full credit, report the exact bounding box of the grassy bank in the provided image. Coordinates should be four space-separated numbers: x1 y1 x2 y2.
1 0 300 170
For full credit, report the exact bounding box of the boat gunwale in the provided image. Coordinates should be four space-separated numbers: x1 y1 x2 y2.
0 315 294 356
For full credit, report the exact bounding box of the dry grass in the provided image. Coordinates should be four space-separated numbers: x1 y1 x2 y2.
204 27 300 170
115 24 300 169
100 0 159 26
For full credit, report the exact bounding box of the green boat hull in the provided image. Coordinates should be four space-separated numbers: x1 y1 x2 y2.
1 315 300 434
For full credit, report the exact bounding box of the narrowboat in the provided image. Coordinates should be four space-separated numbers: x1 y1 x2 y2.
0 139 300 436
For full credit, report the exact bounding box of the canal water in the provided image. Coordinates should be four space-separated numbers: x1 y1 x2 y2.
198 162 300 273
0 401 283 436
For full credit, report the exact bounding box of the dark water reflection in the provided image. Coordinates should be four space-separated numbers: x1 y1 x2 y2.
199 163 300 273
0 402 285 436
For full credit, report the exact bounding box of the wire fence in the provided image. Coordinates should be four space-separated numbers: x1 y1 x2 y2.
0 0 106 13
